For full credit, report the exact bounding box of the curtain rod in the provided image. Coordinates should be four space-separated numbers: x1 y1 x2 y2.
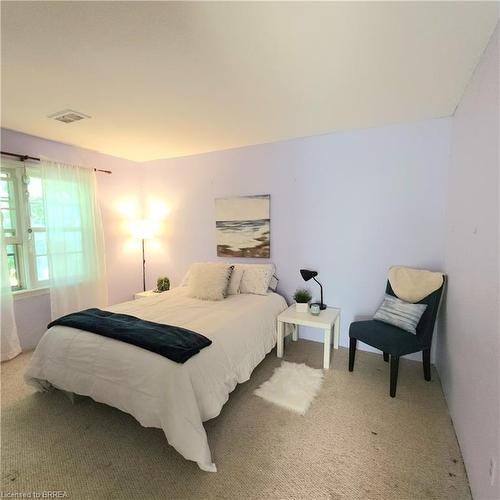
1 150 112 174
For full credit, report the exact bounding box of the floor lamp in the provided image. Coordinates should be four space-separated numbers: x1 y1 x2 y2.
130 219 157 292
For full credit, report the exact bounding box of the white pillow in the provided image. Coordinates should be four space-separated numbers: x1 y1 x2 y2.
226 266 244 295
268 274 279 292
187 263 234 301
181 263 243 295
235 263 275 295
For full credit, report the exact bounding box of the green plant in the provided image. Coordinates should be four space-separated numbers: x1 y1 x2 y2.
156 276 170 292
293 288 312 303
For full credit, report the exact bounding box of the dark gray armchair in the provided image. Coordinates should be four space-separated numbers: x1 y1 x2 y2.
348 276 446 397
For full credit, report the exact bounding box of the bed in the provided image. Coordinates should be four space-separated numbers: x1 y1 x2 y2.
25 286 288 472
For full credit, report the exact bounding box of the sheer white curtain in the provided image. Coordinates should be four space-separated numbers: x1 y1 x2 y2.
1 215 21 361
41 160 107 319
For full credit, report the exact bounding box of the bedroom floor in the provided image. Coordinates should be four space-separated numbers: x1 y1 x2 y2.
1 341 470 500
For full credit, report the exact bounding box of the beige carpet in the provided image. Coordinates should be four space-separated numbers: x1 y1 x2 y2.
1 341 470 500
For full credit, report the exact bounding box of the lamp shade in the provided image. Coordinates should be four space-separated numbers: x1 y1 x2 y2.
300 269 318 282
129 219 158 240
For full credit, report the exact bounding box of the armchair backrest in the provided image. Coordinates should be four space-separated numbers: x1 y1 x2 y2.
385 276 446 347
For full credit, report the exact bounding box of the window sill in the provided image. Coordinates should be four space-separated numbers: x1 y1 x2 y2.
12 287 50 300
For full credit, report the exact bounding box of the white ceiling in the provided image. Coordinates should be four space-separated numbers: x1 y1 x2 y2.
1 2 498 162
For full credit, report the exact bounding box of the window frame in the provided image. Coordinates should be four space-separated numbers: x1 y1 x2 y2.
1 165 26 290
26 170 50 288
1 161 50 291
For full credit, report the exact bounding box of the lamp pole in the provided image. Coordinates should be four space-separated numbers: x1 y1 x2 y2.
313 276 325 309
142 238 146 292
131 219 157 292
300 269 327 310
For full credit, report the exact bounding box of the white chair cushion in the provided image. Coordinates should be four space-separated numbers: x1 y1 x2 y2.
388 266 444 303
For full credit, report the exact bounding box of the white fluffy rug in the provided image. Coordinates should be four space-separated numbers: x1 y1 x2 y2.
254 361 324 415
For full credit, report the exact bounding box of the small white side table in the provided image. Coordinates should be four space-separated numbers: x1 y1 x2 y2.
277 305 341 369
134 290 158 300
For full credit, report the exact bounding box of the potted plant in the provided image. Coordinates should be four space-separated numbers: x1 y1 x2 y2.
155 276 170 293
293 288 312 313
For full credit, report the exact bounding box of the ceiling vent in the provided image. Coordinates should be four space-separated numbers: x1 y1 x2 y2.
48 109 90 123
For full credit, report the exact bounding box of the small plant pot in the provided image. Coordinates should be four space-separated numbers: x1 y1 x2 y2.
295 302 309 313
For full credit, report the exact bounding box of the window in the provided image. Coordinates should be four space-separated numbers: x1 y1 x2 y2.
27 173 49 284
1 161 49 291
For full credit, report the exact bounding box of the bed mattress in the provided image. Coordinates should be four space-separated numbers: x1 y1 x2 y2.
25 287 288 471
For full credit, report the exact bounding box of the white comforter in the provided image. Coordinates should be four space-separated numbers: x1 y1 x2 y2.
25 287 288 471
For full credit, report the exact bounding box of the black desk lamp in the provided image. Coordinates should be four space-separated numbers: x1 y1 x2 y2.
300 269 326 310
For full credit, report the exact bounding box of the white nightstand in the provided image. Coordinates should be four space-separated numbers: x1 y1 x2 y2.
277 305 340 369
134 289 158 299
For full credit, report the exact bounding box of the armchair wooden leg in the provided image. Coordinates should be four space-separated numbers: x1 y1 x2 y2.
390 356 399 398
349 337 357 371
383 352 389 362
423 349 431 381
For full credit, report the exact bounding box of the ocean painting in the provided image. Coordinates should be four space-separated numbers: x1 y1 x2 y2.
215 195 270 258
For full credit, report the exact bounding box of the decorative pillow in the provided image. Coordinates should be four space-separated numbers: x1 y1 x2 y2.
226 266 244 295
235 264 275 295
373 294 427 335
268 274 279 292
187 263 234 301
181 263 243 295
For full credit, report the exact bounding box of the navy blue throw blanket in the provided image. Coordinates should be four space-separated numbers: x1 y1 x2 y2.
48 308 212 363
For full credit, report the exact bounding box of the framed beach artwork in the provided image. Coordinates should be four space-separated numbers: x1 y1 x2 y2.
215 195 270 258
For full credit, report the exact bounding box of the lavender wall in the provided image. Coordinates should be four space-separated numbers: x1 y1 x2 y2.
1 129 143 349
12 292 50 351
2 119 452 356
141 118 451 354
437 27 499 500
